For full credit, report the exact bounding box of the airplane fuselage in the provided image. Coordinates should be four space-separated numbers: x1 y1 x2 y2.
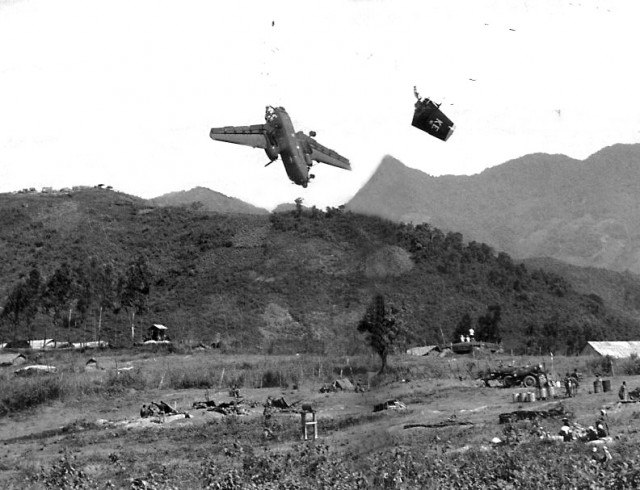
209 106 350 187
267 108 312 187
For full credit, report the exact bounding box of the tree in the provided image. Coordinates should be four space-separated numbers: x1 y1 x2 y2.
476 304 502 343
84 257 119 343
22 268 42 340
294 197 304 218
118 255 152 343
1 269 43 341
42 263 78 343
357 294 401 373
2 284 26 340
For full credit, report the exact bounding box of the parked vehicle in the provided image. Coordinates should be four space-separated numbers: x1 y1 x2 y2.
479 364 547 388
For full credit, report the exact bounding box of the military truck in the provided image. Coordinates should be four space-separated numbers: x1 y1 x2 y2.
479 364 547 388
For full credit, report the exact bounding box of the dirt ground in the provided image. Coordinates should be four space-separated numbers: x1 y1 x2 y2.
0 353 637 488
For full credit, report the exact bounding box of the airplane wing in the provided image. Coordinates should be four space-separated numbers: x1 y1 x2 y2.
209 124 269 149
299 133 351 170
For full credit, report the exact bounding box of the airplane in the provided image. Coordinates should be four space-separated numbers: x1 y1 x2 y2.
209 106 351 188
411 86 455 141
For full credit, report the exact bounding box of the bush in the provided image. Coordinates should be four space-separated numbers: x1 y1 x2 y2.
0 375 64 415
584 355 614 376
261 370 286 388
618 353 640 375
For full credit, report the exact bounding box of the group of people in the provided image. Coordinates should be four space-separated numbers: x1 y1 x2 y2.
558 409 610 442
563 369 581 397
459 328 475 343
556 420 612 464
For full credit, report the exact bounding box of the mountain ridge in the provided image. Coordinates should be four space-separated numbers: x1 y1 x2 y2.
347 143 640 273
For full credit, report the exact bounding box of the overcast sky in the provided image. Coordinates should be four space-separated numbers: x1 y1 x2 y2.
1 0 639 210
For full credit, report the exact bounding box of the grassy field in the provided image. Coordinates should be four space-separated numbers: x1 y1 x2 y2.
0 350 639 488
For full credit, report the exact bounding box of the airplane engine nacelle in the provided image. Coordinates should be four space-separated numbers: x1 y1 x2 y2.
304 153 313 168
265 145 279 161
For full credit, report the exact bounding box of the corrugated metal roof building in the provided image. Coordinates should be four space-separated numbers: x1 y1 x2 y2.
581 341 640 359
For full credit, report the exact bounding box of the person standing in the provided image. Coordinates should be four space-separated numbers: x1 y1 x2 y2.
564 373 573 397
619 381 628 401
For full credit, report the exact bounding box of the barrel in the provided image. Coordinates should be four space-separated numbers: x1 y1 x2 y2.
539 387 548 400
594 380 602 393
548 385 556 398
529 392 536 402
512 393 519 403
602 380 611 392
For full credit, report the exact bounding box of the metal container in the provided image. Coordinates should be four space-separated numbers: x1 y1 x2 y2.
528 392 536 402
602 380 611 392
594 379 602 393
548 386 556 398
538 387 548 400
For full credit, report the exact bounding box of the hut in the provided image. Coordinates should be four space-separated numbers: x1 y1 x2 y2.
4 340 30 349
0 353 26 367
147 324 168 341
85 358 103 370
333 378 354 391
581 341 640 359
28 339 56 350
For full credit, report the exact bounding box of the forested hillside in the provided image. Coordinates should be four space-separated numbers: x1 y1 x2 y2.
0 189 637 354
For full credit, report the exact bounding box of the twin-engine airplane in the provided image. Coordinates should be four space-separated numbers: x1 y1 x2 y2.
209 106 351 188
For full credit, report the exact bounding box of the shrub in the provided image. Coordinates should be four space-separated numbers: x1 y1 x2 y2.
584 355 614 376
618 353 640 375
261 370 286 388
0 375 64 415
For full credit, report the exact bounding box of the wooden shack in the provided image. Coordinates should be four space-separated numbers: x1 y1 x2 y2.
148 324 168 341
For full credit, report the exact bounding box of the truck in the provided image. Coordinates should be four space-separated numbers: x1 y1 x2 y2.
479 364 548 388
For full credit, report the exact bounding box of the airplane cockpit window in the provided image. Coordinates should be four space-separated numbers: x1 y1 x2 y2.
265 106 277 123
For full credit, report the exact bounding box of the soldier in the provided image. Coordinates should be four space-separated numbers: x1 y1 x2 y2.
596 409 610 435
619 381 628 401
570 369 580 394
564 373 573 397
585 426 599 441
596 423 608 438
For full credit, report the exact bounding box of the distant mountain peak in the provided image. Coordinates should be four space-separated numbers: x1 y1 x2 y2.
149 187 268 215
348 143 640 274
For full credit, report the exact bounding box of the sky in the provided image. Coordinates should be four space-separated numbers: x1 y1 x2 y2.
1 0 639 210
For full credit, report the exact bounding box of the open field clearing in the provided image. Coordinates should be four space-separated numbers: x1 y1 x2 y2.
1 351 640 488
